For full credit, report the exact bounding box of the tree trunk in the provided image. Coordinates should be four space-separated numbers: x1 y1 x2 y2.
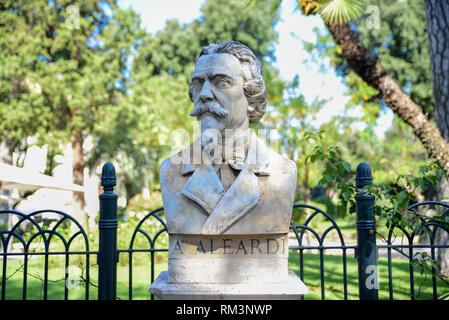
436 174 449 277
425 0 449 142
72 130 86 225
325 22 449 175
425 0 449 277
0 141 12 210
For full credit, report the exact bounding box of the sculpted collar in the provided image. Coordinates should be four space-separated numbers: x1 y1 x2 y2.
181 130 271 176
180 130 271 234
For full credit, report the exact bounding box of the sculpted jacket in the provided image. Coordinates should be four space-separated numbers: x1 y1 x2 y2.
160 130 297 235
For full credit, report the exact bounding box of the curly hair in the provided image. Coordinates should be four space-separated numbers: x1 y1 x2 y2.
189 41 267 123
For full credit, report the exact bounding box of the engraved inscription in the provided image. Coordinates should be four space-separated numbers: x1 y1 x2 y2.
169 234 288 258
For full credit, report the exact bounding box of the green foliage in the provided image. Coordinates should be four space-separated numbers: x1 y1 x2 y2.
306 140 351 186
116 192 166 266
305 130 354 216
90 72 194 199
304 128 441 227
303 132 449 285
197 0 279 60
0 0 142 179
87 0 282 199
302 0 433 133
146 0 280 77
355 0 433 115
368 164 439 228
0 0 282 200
300 0 431 193
310 195 339 216
412 252 441 278
301 0 432 118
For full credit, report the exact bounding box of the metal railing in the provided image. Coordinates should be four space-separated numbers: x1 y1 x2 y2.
1 161 448 300
0 209 93 300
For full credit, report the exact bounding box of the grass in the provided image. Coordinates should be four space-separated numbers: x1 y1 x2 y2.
2 250 448 300
288 251 449 300
0 252 169 300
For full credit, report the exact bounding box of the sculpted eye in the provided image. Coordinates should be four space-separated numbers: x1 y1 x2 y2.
191 78 204 91
214 76 231 88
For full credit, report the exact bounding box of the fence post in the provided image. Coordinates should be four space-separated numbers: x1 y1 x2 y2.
355 162 379 300
98 162 118 300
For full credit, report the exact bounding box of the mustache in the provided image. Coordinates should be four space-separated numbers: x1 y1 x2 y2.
190 101 229 118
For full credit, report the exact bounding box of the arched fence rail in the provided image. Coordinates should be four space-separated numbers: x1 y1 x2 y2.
1 162 449 300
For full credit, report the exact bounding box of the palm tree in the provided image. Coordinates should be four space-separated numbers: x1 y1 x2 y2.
297 0 449 279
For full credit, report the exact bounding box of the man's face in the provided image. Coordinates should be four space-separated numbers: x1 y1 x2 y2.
189 53 249 140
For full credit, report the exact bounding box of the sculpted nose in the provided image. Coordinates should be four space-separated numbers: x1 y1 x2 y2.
199 81 214 102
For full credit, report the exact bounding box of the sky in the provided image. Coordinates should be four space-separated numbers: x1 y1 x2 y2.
118 0 394 136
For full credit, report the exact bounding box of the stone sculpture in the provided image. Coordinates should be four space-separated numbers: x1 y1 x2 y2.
150 41 307 299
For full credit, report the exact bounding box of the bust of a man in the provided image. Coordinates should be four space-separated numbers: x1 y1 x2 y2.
152 41 307 298
160 41 297 235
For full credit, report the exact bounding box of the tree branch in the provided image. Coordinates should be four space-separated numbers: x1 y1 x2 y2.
326 22 449 174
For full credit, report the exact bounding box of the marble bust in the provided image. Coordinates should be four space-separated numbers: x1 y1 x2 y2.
160 41 297 235
151 41 307 299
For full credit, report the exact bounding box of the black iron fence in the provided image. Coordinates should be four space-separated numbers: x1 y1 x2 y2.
1 162 448 300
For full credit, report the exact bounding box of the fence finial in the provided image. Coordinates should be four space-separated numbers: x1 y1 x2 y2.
101 162 116 190
98 161 118 300
356 162 372 189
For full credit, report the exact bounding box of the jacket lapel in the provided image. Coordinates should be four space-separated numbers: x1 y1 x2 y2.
181 164 225 216
200 166 260 234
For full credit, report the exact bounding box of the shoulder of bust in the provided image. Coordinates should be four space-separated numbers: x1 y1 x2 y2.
160 144 193 176
262 146 296 175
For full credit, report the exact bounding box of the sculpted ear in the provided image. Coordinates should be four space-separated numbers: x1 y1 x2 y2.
247 104 261 123
247 104 255 116
243 78 267 123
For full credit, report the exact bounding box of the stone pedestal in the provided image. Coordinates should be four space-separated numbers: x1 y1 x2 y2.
151 271 307 300
150 234 308 300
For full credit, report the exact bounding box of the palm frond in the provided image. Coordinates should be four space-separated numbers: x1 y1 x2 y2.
318 0 365 24
298 0 323 15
